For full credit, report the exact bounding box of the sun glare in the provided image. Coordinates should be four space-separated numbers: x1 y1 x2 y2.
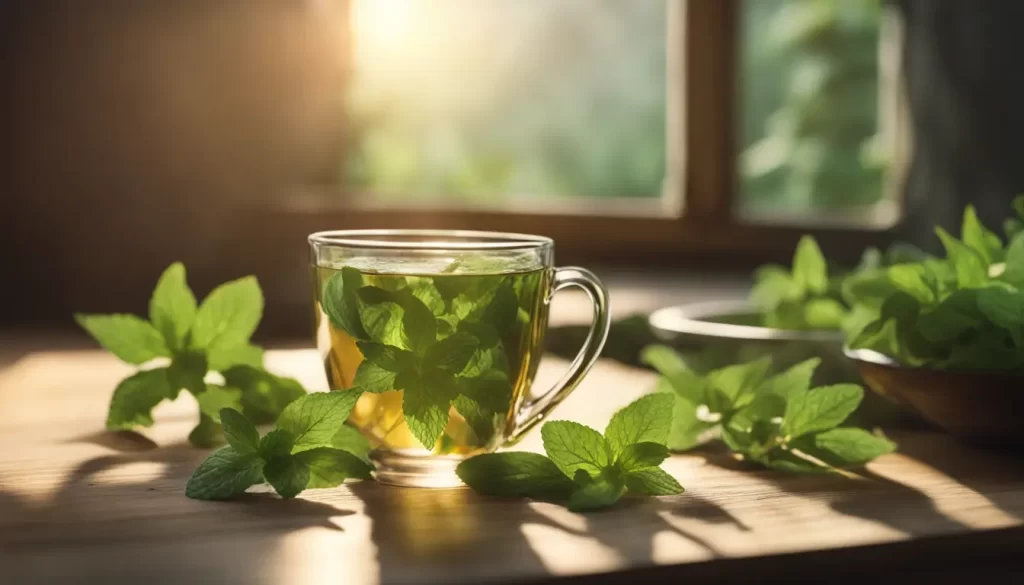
351 0 418 64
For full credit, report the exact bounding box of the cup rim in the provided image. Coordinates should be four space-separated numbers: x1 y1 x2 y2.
308 229 553 251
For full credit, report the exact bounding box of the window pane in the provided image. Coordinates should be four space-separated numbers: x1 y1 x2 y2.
344 0 667 203
739 0 887 213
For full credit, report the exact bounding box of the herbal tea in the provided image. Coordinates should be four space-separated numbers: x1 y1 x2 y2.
313 264 549 456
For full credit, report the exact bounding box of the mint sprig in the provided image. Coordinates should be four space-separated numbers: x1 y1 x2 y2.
455 394 685 512
750 236 848 330
186 392 371 500
76 263 305 446
321 268 518 450
644 346 896 473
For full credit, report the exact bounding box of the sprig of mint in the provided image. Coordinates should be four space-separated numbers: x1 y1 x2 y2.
186 391 371 500
643 346 896 473
76 263 305 446
455 394 685 512
750 236 849 330
849 203 1024 371
321 267 520 450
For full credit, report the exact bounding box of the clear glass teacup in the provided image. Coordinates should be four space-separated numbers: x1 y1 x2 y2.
309 230 609 487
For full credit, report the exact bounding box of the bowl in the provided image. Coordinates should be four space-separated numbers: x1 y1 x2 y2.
846 348 1024 450
648 301 906 426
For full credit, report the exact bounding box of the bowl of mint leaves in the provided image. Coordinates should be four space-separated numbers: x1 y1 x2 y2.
845 201 1024 449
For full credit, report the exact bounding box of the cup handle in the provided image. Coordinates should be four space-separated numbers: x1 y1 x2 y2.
505 267 611 444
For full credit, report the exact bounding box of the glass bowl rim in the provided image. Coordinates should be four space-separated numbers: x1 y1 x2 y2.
308 229 553 251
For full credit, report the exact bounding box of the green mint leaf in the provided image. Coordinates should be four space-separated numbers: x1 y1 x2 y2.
540 421 612 477
783 384 863 439
188 414 224 448
604 393 674 454
353 361 397 394
917 290 984 343
220 408 260 455
978 287 1024 327
707 357 772 404
961 205 1001 266
410 281 445 315
331 424 371 462
1001 233 1024 288
168 350 208 395
750 265 802 311
452 394 498 445
803 298 847 329
458 371 514 414
641 345 704 405
660 381 713 452
760 449 832 474
616 442 670 471
259 429 296 460
149 262 198 351
190 276 263 350
358 296 406 348
624 468 685 496
797 428 896 467
424 332 479 373
399 292 437 353
75 314 170 364
263 455 310 498
295 447 373 488
568 469 626 512
322 268 368 339
936 227 988 289
207 343 263 372
762 358 820 400
887 264 936 304
195 385 242 423
223 365 306 425
793 235 828 295
106 368 174 430
276 391 362 453
402 370 457 449
456 452 574 500
485 281 519 334
185 446 264 500
357 342 415 372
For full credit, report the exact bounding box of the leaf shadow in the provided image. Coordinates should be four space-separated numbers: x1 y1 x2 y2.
65 429 160 452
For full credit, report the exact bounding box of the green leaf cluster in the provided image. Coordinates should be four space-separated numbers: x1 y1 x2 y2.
455 394 685 512
186 392 372 500
643 346 896 473
750 236 849 330
849 202 1024 370
76 263 305 446
321 268 530 450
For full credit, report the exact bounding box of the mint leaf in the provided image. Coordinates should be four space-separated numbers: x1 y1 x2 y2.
185 447 264 500
661 383 713 452
761 358 820 400
604 393 673 454
641 345 704 405
616 442 670 471
961 205 1001 266
207 343 263 372
485 281 519 334
220 408 260 455
168 350 207 395
358 295 406 348
978 287 1024 327
456 452 574 500
399 293 437 353
453 394 498 444
1002 233 1024 288
277 391 362 453
410 281 445 315
936 227 988 289
106 368 174 430
322 268 368 339
458 371 514 414
803 298 846 328
707 357 772 404
75 314 170 364
624 468 685 496
887 264 936 304
793 236 828 294
750 265 801 311
353 361 398 394
798 428 896 467
541 421 612 477
188 414 224 448
263 455 310 498
424 332 479 373
295 447 373 488
196 385 243 423
760 450 832 474
149 262 198 351
568 469 626 512
259 429 295 460
783 384 863 438
223 365 306 425
402 371 457 449
190 276 263 350
331 424 371 461
357 342 415 372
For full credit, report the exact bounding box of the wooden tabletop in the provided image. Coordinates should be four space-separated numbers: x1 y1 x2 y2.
2 344 1024 584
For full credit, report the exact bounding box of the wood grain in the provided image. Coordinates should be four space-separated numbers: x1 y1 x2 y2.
1 348 1024 584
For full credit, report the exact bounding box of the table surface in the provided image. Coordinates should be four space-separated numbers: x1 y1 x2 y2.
2 344 1024 585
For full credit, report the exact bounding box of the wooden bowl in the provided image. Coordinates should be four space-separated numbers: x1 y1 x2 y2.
846 348 1024 450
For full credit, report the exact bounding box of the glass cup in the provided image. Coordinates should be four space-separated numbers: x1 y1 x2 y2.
309 230 610 487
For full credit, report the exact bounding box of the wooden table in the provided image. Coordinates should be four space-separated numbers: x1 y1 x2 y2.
2 345 1024 584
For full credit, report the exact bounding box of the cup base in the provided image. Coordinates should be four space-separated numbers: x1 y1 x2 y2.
370 451 468 488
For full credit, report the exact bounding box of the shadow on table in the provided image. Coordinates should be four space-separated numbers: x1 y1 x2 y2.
689 440 974 538
349 481 747 584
